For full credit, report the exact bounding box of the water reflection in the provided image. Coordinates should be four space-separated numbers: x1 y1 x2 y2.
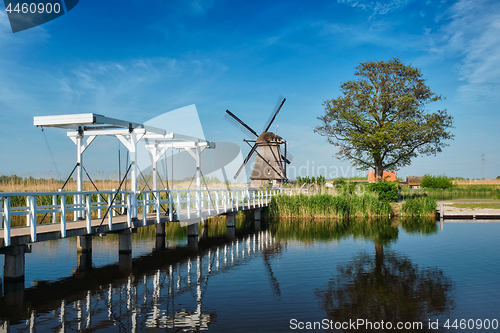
0 226 277 332
301 219 455 332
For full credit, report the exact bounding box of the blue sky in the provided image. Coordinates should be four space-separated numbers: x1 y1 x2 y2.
0 0 499 181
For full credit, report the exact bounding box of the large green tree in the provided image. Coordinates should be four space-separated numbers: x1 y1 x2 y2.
315 58 454 179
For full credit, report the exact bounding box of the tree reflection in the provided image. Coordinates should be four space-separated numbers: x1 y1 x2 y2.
312 220 454 332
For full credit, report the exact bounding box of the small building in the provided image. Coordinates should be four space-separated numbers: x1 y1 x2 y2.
406 176 424 188
368 171 397 182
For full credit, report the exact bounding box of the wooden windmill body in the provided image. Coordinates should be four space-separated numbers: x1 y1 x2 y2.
224 96 292 187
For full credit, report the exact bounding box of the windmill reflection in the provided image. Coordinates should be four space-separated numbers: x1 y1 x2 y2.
0 230 278 333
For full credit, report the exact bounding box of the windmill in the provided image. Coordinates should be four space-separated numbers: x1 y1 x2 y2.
224 96 293 187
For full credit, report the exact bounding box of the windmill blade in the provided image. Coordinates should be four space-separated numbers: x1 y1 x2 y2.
234 143 258 179
263 95 286 132
242 153 257 182
280 145 294 164
224 110 258 139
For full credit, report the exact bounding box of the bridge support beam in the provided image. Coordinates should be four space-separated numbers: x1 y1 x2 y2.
76 252 92 272
3 245 27 283
254 208 262 221
253 208 262 231
226 212 236 240
119 229 132 255
155 224 166 251
188 223 198 237
77 235 92 253
226 212 236 227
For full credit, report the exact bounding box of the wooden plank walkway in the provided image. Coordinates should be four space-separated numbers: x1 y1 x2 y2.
437 200 500 220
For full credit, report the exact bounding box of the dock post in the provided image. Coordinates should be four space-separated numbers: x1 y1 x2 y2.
254 208 262 220
226 212 236 240
4 245 26 283
119 229 132 254
188 222 198 237
118 229 133 270
254 208 262 231
188 222 199 251
155 224 166 251
76 252 92 272
77 235 92 253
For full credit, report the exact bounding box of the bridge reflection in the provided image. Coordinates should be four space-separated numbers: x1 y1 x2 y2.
0 226 278 332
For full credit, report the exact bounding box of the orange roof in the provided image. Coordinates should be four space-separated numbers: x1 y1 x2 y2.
368 171 396 182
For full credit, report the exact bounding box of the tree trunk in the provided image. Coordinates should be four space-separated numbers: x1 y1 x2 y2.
375 163 384 181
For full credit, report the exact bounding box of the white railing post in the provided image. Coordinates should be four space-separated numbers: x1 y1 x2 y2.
97 193 102 219
86 194 91 234
28 195 37 242
231 191 235 212
207 191 211 215
142 192 147 226
187 191 191 219
108 192 113 231
3 196 11 246
60 191 66 238
176 191 181 220
168 190 173 221
223 190 227 213
73 193 77 222
197 190 201 218
156 192 160 224
216 191 220 215
127 194 132 228
52 194 57 223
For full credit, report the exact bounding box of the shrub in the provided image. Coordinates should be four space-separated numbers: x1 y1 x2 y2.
369 180 398 202
420 174 453 189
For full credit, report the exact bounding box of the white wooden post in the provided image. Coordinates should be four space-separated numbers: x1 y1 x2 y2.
108 193 113 231
97 193 102 219
52 194 57 223
127 194 132 228
176 191 181 220
143 192 147 226
169 190 173 221
28 195 37 242
3 196 11 246
187 191 191 219
156 192 160 224
216 191 220 215
60 192 67 238
86 194 91 234
223 190 227 213
207 191 211 215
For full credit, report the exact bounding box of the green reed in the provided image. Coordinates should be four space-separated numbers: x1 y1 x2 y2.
401 197 437 217
268 193 392 219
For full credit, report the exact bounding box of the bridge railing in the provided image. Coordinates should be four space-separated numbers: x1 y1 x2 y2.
0 188 284 247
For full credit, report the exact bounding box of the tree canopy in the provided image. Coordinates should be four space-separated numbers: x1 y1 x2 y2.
314 58 454 179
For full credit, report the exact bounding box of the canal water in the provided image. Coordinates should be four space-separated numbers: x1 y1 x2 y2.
0 219 499 332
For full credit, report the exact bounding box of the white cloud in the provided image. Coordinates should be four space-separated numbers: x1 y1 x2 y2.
438 0 500 100
55 57 227 117
337 0 412 17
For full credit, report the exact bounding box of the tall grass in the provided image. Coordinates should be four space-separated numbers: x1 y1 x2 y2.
401 197 437 217
268 193 392 219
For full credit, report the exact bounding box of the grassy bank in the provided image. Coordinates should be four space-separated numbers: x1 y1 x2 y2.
268 193 392 219
401 186 500 200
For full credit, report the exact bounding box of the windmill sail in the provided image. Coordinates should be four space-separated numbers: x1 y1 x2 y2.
224 110 258 139
263 96 286 132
